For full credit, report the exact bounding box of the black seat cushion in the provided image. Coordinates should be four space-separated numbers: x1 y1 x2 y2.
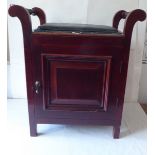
34 23 120 34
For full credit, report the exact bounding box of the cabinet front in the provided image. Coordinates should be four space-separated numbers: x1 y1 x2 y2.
41 54 111 111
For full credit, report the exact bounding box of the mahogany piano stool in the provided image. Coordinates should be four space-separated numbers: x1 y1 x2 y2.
8 5 146 138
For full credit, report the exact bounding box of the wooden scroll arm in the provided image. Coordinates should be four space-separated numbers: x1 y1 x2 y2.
27 7 46 25
123 9 146 40
113 10 128 29
8 5 46 46
113 9 146 40
8 5 32 50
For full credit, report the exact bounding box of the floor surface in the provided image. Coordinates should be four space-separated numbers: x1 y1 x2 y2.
7 99 146 155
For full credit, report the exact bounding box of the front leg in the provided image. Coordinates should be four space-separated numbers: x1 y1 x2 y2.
113 126 120 139
29 122 37 137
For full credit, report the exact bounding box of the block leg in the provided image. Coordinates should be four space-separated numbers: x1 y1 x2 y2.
30 123 37 137
113 126 120 139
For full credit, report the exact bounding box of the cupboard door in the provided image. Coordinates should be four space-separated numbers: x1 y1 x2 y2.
41 54 111 111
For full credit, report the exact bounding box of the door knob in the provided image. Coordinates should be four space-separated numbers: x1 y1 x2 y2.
34 81 40 94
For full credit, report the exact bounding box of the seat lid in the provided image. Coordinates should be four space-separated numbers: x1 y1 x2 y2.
34 23 121 34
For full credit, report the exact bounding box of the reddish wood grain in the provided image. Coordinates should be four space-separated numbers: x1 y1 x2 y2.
8 5 146 138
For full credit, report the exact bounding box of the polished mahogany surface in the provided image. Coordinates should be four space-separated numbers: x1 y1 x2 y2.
8 5 146 138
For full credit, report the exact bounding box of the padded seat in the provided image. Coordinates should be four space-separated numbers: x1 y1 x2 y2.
34 23 121 34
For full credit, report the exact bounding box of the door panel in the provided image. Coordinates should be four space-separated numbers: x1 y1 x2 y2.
41 54 111 111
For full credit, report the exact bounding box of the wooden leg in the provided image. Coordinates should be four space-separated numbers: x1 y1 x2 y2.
113 126 120 139
28 102 37 137
30 123 37 137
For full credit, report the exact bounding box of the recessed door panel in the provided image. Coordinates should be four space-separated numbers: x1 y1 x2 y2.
42 54 111 111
